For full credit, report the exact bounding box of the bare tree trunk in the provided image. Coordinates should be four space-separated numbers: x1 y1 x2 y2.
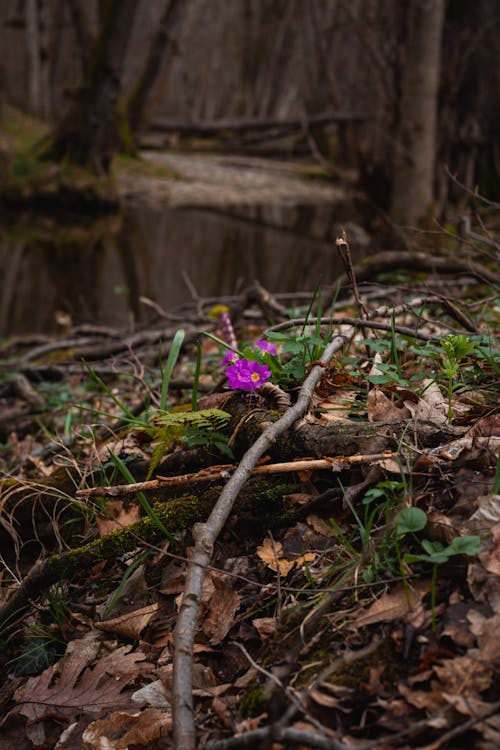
390 0 445 227
26 0 43 116
47 0 138 175
127 0 187 136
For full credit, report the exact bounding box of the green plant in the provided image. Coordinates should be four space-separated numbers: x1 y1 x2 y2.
327 479 407 585
394 507 480 628
108 450 174 540
159 328 185 411
438 334 475 419
145 408 233 474
7 585 70 677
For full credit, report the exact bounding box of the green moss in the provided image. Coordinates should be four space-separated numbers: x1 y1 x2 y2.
239 680 265 718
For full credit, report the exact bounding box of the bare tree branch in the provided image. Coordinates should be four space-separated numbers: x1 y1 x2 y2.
172 336 346 750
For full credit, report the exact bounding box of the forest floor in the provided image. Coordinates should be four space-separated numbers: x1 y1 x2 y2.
0 106 499 749
0 210 499 750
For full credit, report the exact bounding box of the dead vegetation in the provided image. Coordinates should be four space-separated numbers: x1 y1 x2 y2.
0 223 499 750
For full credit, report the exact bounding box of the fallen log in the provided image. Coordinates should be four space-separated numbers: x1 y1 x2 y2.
150 111 366 136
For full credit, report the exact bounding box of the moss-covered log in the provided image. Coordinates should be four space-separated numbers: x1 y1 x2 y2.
0 477 296 631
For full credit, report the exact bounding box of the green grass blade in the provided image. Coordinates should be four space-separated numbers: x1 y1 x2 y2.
160 329 185 411
192 340 202 411
108 451 174 540
82 359 135 419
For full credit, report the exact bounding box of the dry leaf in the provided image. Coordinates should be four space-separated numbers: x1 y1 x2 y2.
82 708 171 749
354 581 430 628
316 390 360 421
470 495 500 525
96 500 141 536
433 654 493 694
257 537 295 576
367 388 410 423
252 617 277 640
96 603 159 640
404 378 448 427
131 680 171 709
12 635 149 746
201 571 240 645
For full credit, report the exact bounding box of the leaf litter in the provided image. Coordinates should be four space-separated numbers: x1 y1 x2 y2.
0 233 499 749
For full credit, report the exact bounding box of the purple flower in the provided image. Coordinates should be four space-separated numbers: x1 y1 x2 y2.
221 349 240 366
225 358 271 392
252 339 277 356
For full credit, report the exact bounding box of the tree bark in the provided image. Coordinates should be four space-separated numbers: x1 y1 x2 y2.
127 0 187 136
47 0 138 174
390 0 445 227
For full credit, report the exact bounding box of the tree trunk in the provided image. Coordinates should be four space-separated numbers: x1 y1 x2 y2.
47 0 138 175
26 0 43 116
390 0 445 227
127 0 187 136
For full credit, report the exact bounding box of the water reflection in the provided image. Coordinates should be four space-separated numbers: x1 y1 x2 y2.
0 201 368 336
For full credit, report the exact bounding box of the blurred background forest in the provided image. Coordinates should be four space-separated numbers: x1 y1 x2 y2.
0 0 499 334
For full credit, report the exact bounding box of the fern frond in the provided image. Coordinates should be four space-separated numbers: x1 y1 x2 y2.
146 409 231 478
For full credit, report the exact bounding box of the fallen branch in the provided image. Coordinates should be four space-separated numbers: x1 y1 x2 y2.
172 336 345 750
205 726 353 750
323 251 500 311
75 451 396 499
150 111 366 136
267 316 445 342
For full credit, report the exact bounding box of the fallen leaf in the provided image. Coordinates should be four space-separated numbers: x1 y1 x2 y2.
96 500 141 536
82 708 171 749
96 603 159 640
201 571 241 645
131 680 171 709
470 494 500 525
252 617 277 640
354 581 430 628
404 378 448 427
367 388 410 423
12 634 149 746
316 390 360 421
257 537 295 576
433 653 493 694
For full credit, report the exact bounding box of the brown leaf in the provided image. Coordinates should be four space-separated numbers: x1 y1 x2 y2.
201 571 241 645
367 388 410 423
354 581 431 628
12 634 148 745
95 603 159 640
256 537 294 577
82 707 171 749
316 389 360 421
252 617 277 641
404 379 448 427
96 500 141 536
433 654 493 694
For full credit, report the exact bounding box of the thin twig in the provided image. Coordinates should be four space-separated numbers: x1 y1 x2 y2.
205 726 353 750
75 452 396 499
266 316 443 342
172 336 345 750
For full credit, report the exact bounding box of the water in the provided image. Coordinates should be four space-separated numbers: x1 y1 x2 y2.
0 200 368 336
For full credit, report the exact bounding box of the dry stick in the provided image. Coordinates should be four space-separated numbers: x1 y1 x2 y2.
205 727 353 750
336 231 370 322
204 639 382 750
266 316 443 342
75 452 395 499
172 336 346 750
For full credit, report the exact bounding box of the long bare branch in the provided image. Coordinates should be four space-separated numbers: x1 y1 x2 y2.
171 336 345 750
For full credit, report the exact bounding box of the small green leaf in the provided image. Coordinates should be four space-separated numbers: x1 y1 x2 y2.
394 507 427 535
446 535 481 557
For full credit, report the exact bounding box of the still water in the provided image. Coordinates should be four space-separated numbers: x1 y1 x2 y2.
0 200 368 336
